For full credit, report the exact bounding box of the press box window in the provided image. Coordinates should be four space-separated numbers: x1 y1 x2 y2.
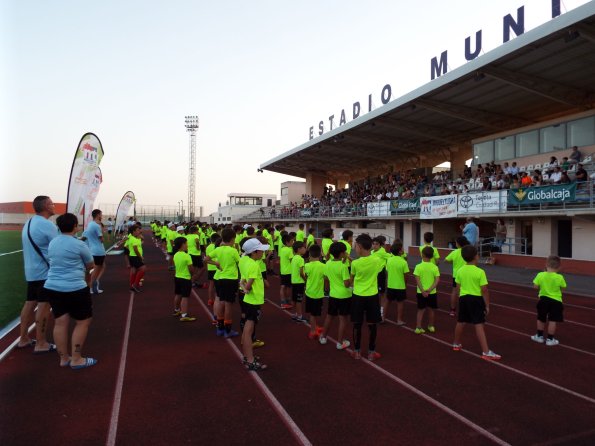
567 116 595 148
540 124 566 153
473 140 494 165
516 130 538 157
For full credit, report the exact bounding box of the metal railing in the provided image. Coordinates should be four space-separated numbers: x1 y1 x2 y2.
240 181 594 221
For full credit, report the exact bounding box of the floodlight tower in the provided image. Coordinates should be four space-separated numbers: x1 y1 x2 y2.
184 115 199 220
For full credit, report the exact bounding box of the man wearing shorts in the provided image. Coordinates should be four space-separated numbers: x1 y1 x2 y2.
18 195 58 353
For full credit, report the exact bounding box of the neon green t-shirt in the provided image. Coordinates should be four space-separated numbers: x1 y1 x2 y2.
321 238 333 258
242 257 264 305
186 234 201 256
413 261 440 294
174 251 192 280
445 248 465 277
455 264 488 297
351 255 383 296
128 235 143 257
160 226 167 239
295 230 305 242
306 233 315 248
205 243 217 271
386 255 409 290
234 233 243 252
167 229 177 252
340 239 352 256
533 271 566 302
324 260 352 299
371 247 391 268
210 245 240 280
291 254 305 284
279 245 294 275
419 244 440 265
305 260 326 298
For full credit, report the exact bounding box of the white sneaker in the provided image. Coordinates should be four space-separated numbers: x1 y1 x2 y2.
545 338 559 346
319 336 327 345
336 340 350 350
481 350 502 361
531 334 544 344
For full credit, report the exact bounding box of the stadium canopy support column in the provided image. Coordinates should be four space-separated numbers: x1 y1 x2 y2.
450 143 471 178
305 173 327 197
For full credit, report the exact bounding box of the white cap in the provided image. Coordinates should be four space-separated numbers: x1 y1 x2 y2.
168 223 175 228
243 224 251 229
176 226 185 232
242 238 269 254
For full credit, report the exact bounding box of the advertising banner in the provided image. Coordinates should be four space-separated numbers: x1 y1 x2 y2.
82 167 103 229
508 183 576 205
66 133 104 228
457 191 506 214
115 191 136 233
366 201 391 217
390 198 420 213
420 195 457 219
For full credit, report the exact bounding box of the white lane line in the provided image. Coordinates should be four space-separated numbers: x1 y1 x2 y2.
405 284 595 329
383 317 595 405
192 291 312 446
0 250 22 257
488 288 595 311
106 293 135 446
265 299 511 446
0 322 35 362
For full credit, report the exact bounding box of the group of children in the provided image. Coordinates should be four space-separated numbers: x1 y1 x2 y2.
142 220 569 371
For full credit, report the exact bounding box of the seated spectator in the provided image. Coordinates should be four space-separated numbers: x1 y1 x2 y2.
532 170 543 186
508 162 519 175
547 156 558 173
521 171 532 186
560 171 571 184
561 157 570 171
569 146 582 164
575 164 588 182
549 166 562 184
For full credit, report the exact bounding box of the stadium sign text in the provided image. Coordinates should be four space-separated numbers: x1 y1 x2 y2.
508 183 576 205
308 0 563 140
431 0 562 80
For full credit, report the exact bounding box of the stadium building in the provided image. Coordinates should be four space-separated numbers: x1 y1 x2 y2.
250 3 595 274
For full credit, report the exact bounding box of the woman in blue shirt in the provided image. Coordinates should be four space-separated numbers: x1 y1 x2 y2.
43 213 97 369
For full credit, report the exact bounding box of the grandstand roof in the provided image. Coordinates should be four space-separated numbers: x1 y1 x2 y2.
261 2 595 179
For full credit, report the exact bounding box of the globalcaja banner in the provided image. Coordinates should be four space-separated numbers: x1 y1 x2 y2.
508 183 576 205
457 191 506 215
420 195 457 219
390 198 420 213
115 191 136 233
66 133 104 228
366 201 391 217
83 167 103 230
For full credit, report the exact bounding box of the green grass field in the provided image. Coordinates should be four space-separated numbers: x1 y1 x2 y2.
0 231 26 328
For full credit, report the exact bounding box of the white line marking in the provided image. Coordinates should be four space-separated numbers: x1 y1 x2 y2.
488 288 595 311
192 290 312 446
0 250 23 257
265 299 511 446
106 293 135 446
0 316 23 341
383 317 595 405
0 322 35 362
405 284 595 329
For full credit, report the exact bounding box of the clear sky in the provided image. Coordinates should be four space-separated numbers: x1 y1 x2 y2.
1 0 590 216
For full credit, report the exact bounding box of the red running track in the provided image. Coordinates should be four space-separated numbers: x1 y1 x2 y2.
1 234 595 446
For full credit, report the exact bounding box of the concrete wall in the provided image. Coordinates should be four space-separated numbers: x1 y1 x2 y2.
572 217 595 261
305 173 327 197
280 181 306 206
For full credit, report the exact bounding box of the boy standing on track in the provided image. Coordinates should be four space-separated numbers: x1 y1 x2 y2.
205 228 240 338
371 236 390 318
384 240 409 325
321 228 334 262
84 209 106 295
531 255 567 346
445 236 469 316
172 237 196 321
452 245 501 361
290 241 307 322
304 244 326 339
279 233 294 309
413 246 440 334
295 223 305 243
306 227 316 250
240 238 269 371
205 233 221 308
186 225 204 287
350 234 383 361
419 232 440 265
320 242 352 349
128 225 146 293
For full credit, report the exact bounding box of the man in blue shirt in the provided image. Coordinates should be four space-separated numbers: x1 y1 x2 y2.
18 195 59 353
83 209 106 294
462 217 479 247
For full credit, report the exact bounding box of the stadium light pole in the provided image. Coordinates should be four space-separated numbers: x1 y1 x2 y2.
184 115 199 221
180 199 184 221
